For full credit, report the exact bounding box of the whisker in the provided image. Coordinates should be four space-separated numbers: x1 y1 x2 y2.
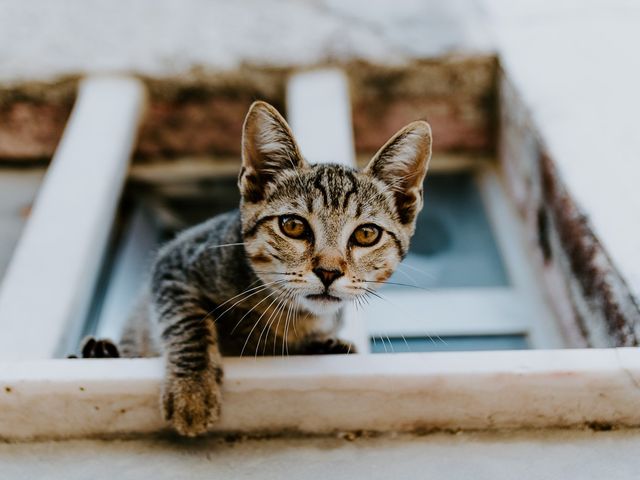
360 280 432 292
213 279 286 315
255 292 291 358
261 293 291 357
377 334 388 353
384 333 396 353
398 333 412 352
397 262 427 274
361 293 371 306
392 267 418 287
282 310 289 358
207 242 246 250
214 280 287 325
352 296 360 313
283 292 300 358
231 288 282 335
197 282 274 327
359 287 448 348
397 262 436 280
290 294 300 338
282 296 296 357
360 292 388 353
362 287 385 301
272 291 291 357
255 294 286 357
252 270 298 276
240 291 285 357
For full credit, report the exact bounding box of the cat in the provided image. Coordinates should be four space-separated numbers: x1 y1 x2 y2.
80 101 432 437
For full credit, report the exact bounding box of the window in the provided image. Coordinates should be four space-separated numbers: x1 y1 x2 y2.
0 169 44 280
0 69 638 441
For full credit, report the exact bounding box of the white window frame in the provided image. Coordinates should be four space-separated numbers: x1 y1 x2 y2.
0 76 146 360
365 168 564 349
0 72 639 441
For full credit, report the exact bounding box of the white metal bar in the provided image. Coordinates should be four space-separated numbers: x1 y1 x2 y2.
287 69 355 166
1 348 640 440
476 168 565 348
286 69 369 353
0 169 45 279
365 288 529 337
0 77 146 360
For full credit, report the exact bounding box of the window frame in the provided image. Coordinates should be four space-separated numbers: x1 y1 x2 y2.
1 71 638 441
1 349 640 440
366 167 564 350
0 76 146 360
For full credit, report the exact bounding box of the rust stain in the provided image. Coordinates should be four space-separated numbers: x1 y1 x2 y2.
540 152 640 346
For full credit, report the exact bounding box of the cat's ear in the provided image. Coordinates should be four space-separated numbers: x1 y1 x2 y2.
364 121 432 224
240 101 307 202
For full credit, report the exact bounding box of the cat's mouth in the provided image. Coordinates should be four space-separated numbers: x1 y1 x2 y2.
305 293 342 303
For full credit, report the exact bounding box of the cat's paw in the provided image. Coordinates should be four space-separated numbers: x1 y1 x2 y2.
70 336 120 358
303 338 357 355
162 373 222 437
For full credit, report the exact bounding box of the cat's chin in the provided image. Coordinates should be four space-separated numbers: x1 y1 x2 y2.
299 294 345 316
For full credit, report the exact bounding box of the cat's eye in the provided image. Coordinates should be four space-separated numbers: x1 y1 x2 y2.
279 215 309 239
351 224 382 247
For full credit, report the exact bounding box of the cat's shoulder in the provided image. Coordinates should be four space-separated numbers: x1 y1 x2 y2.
157 209 241 258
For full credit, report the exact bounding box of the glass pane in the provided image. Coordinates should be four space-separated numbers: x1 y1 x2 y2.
83 177 241 338
0 169 45 282
369 334 528 353
386 173 509 290
155 177 241 240
84 173 512 340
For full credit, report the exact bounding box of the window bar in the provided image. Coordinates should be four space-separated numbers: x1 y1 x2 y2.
476 168 565 348
0 76 146 360
286 69 370 353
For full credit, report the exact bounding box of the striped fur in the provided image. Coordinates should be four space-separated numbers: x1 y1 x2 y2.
118 101 431 436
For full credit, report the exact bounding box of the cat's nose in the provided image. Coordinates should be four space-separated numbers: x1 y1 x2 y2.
312 267 344 288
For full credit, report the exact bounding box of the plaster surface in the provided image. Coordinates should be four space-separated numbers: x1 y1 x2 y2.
485 0 640 306
0 0 491 82
0 430 638 480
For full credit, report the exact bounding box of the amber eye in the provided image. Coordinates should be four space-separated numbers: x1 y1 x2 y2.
351 224 382 247
279 215 309 239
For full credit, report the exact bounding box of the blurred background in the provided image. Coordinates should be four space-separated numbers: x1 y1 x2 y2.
1 0 639 356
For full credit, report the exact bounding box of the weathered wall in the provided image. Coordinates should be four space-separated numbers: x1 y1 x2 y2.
0 57 497 163
498 70 640 347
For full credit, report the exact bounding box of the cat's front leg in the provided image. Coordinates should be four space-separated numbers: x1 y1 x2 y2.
159 308 223 437
162 358 222 437
153 266 223 437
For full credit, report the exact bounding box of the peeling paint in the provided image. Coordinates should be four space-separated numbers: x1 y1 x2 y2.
0 57 496 163
498 69 640 347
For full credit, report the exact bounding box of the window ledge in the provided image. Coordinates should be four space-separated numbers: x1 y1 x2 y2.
2 349 640 441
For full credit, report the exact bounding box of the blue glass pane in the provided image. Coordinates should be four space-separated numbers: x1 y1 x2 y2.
370 335 528 353
385 173 509 290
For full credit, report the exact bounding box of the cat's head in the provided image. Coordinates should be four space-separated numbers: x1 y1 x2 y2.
239 101 431 315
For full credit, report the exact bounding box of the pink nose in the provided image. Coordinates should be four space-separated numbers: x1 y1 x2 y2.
312 268 344 288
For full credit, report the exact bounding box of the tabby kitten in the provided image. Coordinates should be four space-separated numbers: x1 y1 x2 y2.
84 101 432 437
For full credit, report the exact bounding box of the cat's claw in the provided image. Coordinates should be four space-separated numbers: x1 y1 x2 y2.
162 373 222 437
72 336 121 358
303 338 357 355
